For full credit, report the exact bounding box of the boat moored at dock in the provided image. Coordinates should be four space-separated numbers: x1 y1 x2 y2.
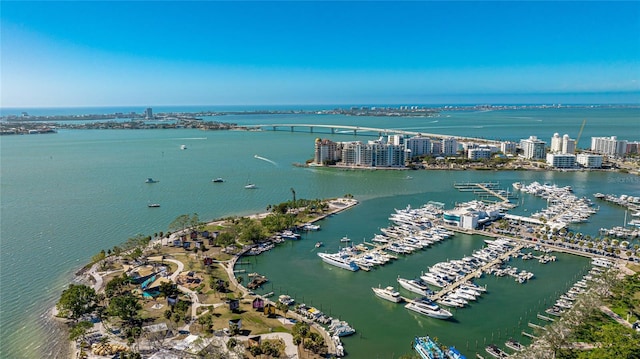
485 344 509 358
405 297 453 319
372 286 403 303
413 336 446 359
505 338 524 352
397 277 434 297
317 252 360 271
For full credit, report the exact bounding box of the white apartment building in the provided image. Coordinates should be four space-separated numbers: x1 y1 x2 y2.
468 148 492 160
339 141 406 167
406 136 431 157
442 137 458 156
546 153 576 168
591 136 628 157
520 136 546 160
314 138 339 164
576 153 603 168
562 134 576 154
550 133 563 153
500 141 517 154
550 133 575 154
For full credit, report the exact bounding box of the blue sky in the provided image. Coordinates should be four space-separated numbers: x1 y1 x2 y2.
1 1 639 107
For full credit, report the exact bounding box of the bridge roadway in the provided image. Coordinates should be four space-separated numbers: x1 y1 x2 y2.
241 123 501 144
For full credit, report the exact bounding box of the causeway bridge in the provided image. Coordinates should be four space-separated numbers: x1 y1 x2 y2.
240 123 500 144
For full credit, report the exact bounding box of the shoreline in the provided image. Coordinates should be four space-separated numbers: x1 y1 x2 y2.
52 197 359 359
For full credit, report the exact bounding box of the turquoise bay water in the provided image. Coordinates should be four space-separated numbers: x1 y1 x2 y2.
1 108 639 358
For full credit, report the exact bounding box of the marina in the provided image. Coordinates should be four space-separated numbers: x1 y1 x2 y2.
2 107 638 359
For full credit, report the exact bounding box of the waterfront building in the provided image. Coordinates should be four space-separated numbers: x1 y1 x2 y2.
339 140 406 167
406 136 431 157
468 148 492 160
442 200 503 229
442 137 458 156
431 141 442 155
576 153 603 168
626 141 640 154
591 136 628 157
388 134 405 146
562 134 576 154
145 107 153 119
520 136 546 160
341 141 366 166
500 141 517 155
550 133 563 153
314 138 339 165
546 153 576 168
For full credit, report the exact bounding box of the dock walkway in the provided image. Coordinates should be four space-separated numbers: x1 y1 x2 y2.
453 182 516 208
430 243 524 301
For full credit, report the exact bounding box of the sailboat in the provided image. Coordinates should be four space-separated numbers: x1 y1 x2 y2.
244 176 256 189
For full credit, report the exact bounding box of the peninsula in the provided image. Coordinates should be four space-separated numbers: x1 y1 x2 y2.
56 197 358 359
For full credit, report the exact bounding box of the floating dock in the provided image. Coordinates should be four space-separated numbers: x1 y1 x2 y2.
430 243 524 301
537 313 555 322
453 181 517 208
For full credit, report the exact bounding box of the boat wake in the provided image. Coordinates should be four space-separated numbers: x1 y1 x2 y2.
254 154 278 166
176 137 208 140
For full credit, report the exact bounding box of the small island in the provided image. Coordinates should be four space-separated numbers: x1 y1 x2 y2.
55 197 358 359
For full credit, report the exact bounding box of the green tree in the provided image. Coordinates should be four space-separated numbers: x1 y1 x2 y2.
198 313 214 333
226 337 238 351
105 274 131 297
276 301 289 318
107 294 141 323
238 219 266 244
68 320 94 342
56 284 97 321
577 324 640 359
159 281 179 298
169 214 191 233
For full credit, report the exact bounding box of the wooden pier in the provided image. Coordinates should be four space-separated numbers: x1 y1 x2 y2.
528 322 547 331
537 313 555 322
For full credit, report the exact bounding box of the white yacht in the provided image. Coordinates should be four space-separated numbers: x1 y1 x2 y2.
592 258 613 268
180 144 187 150
405 298 452 319
420 272 449 288
302 223 320 231
244 183 257 189
397 277 433 297
278 294 295 306
317 252 359 271
372 286 403 303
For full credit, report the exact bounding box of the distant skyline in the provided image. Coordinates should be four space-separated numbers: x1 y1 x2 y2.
1 1 639 107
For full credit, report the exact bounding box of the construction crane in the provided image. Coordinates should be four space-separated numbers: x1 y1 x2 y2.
575 119 587 149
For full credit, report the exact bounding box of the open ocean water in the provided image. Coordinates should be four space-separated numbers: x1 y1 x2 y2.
1 107 639 358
